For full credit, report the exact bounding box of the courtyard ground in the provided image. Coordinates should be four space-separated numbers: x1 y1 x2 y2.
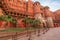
0 27 60 40
39 27 60 40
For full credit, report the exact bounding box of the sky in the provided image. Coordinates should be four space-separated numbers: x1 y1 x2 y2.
32 0 60 12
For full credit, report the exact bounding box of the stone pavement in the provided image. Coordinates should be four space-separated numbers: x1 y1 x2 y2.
39 27 60 40
12 27 60 40
0 27 60 40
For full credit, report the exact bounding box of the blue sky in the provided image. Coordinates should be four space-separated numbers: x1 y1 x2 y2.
33 0 60 11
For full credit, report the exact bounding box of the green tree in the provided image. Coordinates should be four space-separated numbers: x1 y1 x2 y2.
0 15 7 28
0 15 17 28
32 19 41 36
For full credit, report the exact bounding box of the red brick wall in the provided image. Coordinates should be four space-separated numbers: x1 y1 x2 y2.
54 10 60 20
34 2 41 13
44 6 53 17
27 1 34 15
3 0 26 13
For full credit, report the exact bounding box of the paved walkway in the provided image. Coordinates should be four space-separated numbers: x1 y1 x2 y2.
39 27 60 40
16 27 60 40
0 27 60 40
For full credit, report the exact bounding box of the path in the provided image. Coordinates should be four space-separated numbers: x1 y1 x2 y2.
0 27 60 40
39 27 60 40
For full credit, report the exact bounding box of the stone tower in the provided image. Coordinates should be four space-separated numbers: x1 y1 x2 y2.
44 6 54 28
34 2 44 22
27 0 34 18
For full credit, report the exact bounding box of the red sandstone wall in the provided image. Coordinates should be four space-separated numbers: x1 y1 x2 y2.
27 1 34 15
44 6 53 17
1 0 56 19
33 2 45 17
3 0 26 13
17 19 25 28
34 2 41 13
54 10 60 20
53 10 60 27
1 0 59 28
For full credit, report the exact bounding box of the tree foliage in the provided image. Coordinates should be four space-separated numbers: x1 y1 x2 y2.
0 15 17 23
23 17 41 28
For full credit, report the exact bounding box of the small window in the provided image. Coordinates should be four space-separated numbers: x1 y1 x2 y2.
36 3 37 5
11 12 13 14
9 0 11 1
41 13 43 16
20 14 22 16
26 15 28 17
0 2 2 4
6 13 8 15
17 13 19 15
5 12 7 14
13 0 14 1
35 3 38 5
14 13 16 15
40 8 43 10
23 15 25 16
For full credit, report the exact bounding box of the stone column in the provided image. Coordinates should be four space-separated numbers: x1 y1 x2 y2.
46 17 54 28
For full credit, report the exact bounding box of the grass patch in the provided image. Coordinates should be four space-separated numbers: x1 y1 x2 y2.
0 28 25 32
0 27 37 32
